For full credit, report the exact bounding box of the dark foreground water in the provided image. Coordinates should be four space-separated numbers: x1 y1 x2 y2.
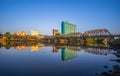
0 45 120 76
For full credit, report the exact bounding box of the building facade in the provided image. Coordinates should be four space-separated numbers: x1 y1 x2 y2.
61 21 76 34
53 29 59 36
17 31 27 36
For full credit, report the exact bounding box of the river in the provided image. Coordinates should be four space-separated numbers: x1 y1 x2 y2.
0 42 120 76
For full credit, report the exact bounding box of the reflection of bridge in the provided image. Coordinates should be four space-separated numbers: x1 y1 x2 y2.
84 47 109 55
1 41 118 61
51 45 112 61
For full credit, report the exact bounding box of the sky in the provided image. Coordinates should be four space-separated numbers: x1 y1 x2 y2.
0 0 120 35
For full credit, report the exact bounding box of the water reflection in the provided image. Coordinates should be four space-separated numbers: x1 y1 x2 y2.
0 42 118 61
0 42 120 76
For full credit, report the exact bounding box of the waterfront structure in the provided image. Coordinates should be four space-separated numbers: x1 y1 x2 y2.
61 21 76 34
53 29 59 36
31 30 40 36
35 35 45 39
84 29 111 36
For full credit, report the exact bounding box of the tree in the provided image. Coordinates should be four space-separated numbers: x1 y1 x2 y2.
4 32 11 39
12 33 17 40
4 42 11 49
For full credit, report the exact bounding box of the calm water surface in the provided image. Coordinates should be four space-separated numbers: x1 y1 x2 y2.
0 45 119 76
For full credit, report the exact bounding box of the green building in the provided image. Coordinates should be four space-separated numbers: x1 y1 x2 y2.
61 21 76 34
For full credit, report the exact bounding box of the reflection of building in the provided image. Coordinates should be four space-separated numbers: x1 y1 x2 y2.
53 29 59 36
17 31 27 36
61 21 76 34
31 46 40 52
31 30 40 36
61 47 77 61
17 46 27 50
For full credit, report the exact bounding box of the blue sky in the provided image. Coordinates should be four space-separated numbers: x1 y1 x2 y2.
0 0 120 35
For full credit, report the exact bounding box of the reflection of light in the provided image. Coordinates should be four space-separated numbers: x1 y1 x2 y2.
17 46 26 50
31 46 40 52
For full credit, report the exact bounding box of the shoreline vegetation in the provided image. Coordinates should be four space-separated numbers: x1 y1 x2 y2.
0 32 120 49
0 37 120 49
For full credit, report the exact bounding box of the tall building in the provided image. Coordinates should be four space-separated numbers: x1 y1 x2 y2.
53 29 59 36
31 30 40 36
61 21 76 34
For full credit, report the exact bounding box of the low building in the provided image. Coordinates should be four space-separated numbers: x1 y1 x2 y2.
17 31 27 36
